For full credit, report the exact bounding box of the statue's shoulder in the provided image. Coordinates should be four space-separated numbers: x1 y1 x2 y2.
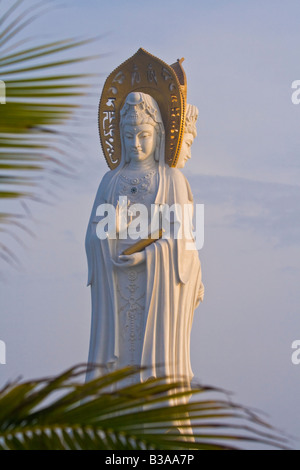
101 169 115 184
91 169 115 205
97 169 116 191
165 166 193 203
166 166 188 188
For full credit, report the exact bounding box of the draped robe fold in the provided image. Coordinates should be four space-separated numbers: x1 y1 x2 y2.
85 164 204 384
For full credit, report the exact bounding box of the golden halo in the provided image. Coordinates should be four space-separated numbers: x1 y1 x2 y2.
98 48 186 169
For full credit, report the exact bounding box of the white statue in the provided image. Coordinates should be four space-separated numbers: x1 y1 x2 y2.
85 50 204 393
177 104 199 169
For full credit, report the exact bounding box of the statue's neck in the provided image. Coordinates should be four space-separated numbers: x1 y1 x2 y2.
126 158 157 173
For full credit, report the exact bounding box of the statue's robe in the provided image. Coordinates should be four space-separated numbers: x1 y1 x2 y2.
85 164 204 384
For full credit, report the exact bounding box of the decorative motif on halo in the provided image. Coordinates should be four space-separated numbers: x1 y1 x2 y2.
98 48 187 169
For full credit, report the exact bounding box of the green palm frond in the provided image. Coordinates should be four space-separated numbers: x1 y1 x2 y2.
0 365 289 450
0 0 99 264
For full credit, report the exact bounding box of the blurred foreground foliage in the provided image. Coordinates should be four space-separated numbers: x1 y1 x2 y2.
0 0 98 265
0 365 289 450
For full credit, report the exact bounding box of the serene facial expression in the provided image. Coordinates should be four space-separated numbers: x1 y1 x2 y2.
123 124 157 163
177 132 194 169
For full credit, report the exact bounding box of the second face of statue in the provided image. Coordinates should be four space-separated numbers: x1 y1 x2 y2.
123 123 157 163
177 132 194 169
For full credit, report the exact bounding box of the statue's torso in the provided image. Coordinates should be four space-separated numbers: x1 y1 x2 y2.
113 167 159 372
113 167 159 208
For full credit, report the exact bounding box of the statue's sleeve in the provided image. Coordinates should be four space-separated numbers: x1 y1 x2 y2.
85 171 111 286
167 168 203 287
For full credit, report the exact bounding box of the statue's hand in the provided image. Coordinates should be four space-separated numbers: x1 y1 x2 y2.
113 251 146 267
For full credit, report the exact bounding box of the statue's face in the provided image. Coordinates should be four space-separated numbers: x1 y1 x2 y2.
177 132 194 169
123 123 157 163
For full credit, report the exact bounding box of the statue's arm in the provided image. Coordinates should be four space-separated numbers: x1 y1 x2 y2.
170 170 205 302
167 168 202 286
85 171 112 286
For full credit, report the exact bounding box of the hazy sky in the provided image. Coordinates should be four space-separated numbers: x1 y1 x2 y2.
1 0 300 449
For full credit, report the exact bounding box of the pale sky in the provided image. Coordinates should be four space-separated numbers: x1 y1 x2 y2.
1 0 300 449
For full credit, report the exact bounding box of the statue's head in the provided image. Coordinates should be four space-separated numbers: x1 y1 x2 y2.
120 92 164 165
177 104 199 169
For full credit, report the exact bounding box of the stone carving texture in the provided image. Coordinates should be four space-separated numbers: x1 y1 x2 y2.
86 51 204 411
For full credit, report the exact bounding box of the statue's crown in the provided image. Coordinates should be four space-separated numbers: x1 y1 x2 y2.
170 58 187 102
99 48 187 169
120 92 158 126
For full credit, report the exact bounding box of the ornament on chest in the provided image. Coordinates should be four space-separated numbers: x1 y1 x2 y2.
118 171 156 202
